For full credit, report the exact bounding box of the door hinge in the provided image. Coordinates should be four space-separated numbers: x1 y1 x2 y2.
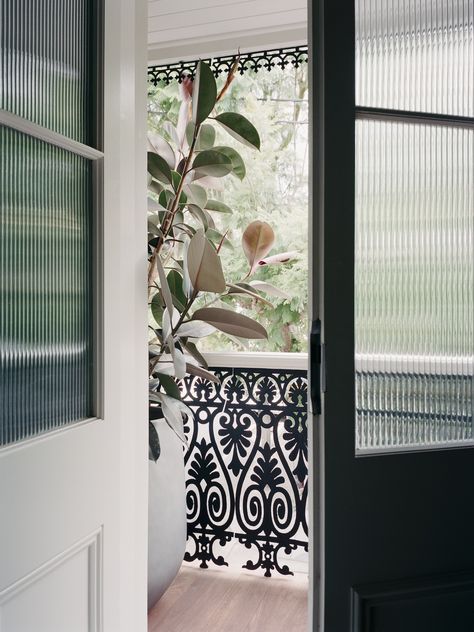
310 318 325 414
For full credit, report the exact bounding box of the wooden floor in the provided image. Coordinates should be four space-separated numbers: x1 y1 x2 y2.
148 565 308 632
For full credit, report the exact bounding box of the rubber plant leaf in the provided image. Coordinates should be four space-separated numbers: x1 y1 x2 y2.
192 307 267 339
205 199 232 214
192 61 217 126
192 150 233 178
214 112 261 150
147 151 172 184
186 229 226 293
149 422 161 462
213 145 246 180
242 221 275 276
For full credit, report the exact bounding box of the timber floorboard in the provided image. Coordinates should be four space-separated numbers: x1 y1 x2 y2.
148 565 308 632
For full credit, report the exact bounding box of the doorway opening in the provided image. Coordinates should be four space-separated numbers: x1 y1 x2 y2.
146 42 310 632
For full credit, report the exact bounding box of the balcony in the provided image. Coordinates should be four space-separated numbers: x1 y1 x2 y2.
149 353 309 631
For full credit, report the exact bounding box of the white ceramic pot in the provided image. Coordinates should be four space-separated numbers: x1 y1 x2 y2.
148 419 187 610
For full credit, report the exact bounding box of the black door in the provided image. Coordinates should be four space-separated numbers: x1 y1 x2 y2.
310 1 474 631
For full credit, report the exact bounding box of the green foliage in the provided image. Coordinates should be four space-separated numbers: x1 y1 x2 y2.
148 64 308 352
148 60 303 459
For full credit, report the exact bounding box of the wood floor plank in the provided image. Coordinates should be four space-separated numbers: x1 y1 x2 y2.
148 565 308 632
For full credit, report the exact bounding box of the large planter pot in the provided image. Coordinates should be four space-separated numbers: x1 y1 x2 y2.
148 418 187 610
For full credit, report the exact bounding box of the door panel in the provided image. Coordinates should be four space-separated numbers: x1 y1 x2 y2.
312 1 474 631
0 529 100 632
0 1 148 630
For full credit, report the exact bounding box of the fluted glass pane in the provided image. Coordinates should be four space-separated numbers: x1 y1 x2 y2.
0 126 93 444
0 0 92 143
355 119 474 451
356 0 474 116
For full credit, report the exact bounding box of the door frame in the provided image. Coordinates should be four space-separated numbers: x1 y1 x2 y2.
102 0 149 628
309 1 356 630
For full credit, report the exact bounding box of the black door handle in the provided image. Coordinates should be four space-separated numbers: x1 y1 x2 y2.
310 318 322 414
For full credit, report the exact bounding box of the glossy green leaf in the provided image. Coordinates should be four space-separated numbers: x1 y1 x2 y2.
205 199 232 214
206 228 233 250
148 133 176 169
159 189 174 209
214 112 261 150
149 422 161 462
192 61 217 126
213 145 246 180
192 150 233 178
167 269 187 311
184 341 208 369
151 292 163 325
187 122 216 150
185 183 208 208
187 204 209 231
148 179 163 196
157 374 182 400
171 170 182 191
192 307 267 339
148 151 172 184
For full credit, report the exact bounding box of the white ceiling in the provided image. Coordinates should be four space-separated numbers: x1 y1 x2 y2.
148 0 307 64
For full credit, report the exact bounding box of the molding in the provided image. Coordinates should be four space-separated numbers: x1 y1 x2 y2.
0 528 103 631
204 352 308 371
148 44 308 85
352 570 474 632
0 417 103 456
0 109 104 160
148 26 307 66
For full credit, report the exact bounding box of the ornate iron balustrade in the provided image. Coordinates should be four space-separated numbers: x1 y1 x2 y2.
181 366 308 578
148 46 308 86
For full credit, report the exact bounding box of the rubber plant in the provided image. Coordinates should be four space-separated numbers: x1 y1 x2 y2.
148 60 293 460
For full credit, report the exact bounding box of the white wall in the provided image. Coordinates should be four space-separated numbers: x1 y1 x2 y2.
148 0 307 64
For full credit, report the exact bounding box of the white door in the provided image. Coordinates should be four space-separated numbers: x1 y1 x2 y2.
0 1 148 631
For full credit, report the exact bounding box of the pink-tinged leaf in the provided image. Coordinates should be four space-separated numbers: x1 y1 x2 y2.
258 251 299 266
242 221 275 276
185 363 220 384
248 280 290 299
186 229 226 293
192 307 267 339
148 133 176 169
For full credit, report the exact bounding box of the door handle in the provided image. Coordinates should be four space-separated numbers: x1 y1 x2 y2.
310 318 323 414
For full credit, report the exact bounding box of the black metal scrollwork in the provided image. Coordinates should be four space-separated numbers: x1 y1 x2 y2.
148 46 308 86
181 367 308 577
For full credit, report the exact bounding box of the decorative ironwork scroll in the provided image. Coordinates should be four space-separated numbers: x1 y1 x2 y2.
148 46 308 86
181 367 308 578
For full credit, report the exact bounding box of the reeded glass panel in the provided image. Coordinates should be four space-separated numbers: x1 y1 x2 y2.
355 119 474 451
0 0 92 142
0 126 93 444
356 0 474 116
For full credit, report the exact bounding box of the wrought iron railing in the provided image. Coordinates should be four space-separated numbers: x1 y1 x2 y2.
179 356 473 578
181 364 308 578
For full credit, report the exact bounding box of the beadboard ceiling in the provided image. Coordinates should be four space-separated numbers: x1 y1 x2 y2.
148 0 307 65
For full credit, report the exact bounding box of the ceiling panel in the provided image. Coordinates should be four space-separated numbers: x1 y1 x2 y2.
148 0 307 64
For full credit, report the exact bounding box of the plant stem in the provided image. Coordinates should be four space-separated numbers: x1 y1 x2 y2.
147 126 200 289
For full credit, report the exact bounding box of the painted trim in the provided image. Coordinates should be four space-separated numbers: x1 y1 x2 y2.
0 417 103 456
356 106 474 129
204 352 308 370
352 570 474 632
0 109 104 160
0 528 103 632
148 26 307 65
